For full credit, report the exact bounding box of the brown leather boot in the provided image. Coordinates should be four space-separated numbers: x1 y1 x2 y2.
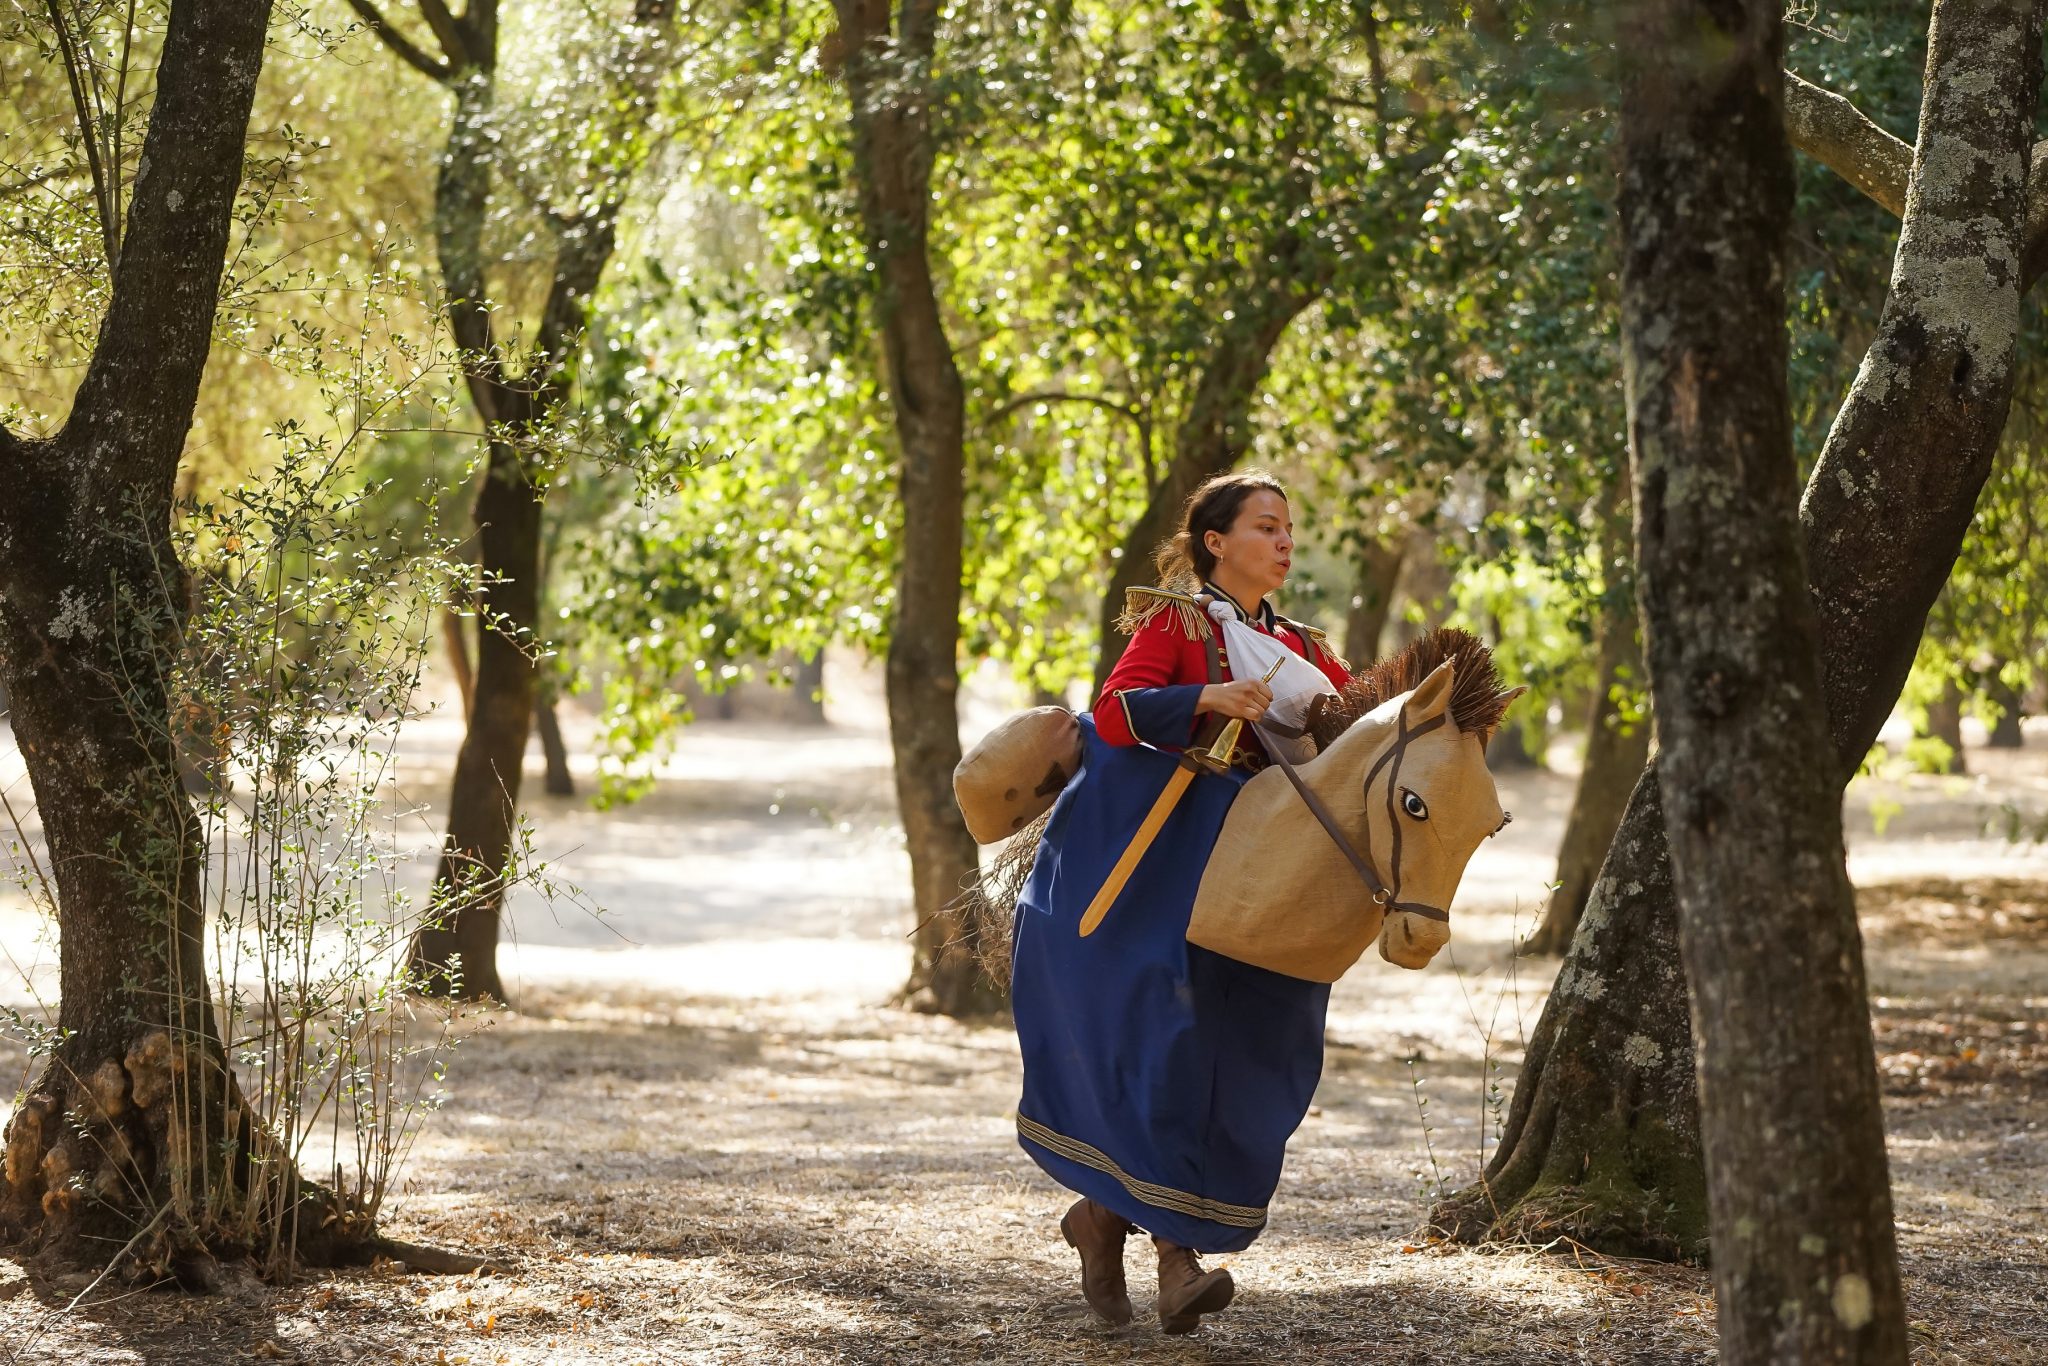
1153 1237 1234 1334
1060 1198 1134 1325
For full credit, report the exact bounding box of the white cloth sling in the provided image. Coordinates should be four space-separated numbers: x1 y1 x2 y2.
1205 598 1336 766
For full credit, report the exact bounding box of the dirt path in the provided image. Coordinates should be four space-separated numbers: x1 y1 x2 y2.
1 684 2045 1363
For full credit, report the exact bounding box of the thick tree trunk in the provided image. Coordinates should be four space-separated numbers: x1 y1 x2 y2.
0 0 361 1272
1090 246 1327 696
1523 494 1646 958
1437 0 2043 1262
1616 2 1905 1357
1342 533 1404 667
837 0 996 1015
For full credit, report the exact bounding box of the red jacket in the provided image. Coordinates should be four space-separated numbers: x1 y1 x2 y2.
1093 588 1350 750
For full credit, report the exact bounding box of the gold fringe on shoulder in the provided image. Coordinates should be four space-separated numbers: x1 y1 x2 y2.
1294 621 1350 674
1116 585 1213 641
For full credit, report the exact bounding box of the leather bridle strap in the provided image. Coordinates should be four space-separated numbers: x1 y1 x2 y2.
1251 713 1452 924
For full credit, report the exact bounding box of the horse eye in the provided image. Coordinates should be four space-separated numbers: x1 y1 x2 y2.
1400 789 1428 820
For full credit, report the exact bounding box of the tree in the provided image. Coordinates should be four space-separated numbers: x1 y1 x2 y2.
1437 0 2045 1259
0 0 353 1265
1072 1 1443 693
344 0 678 999
1616 0 1906 1356
1520 484 1645 957
831 0 997 1015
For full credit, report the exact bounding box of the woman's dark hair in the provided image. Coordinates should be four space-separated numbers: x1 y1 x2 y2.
1154 469 1288 585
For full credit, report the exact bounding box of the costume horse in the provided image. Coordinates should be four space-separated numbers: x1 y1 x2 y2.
978 628 1521 1253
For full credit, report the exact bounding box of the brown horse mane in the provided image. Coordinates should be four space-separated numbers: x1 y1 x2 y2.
1306 627 1517 750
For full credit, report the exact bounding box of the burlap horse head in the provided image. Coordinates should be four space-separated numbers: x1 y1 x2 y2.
1188 629 1523 982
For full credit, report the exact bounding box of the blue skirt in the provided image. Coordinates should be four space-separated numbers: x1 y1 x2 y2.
1010 714 1331 1253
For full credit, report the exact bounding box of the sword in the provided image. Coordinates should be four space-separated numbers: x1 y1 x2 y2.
1077 657 1284 938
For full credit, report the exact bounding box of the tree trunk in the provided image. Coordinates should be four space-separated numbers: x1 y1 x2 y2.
1386 532 1452 652
410 439 539 1002
406 69 523 1003
1523 493 1646 958
1090 239 1328 696
836 0 997 1015
442 608 474 720
0 0 360 1271
1437 0 2043 1262
1920 679 1968 773
399 51 634 999
1522 611 1646 957
1986 673 2024 747
536 684 576 796
1342 533 1404 668
1616 1 1905 1355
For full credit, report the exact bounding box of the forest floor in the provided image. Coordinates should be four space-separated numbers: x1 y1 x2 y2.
0 670 2045 1364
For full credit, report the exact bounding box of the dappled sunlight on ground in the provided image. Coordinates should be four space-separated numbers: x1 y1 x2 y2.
1 672 2045 1360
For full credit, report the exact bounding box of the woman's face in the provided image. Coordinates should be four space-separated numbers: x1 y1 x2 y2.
1204 489 1294 597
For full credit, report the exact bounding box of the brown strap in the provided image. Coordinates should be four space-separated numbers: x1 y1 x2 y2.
1188 620 1230 753
1251 716 1452 924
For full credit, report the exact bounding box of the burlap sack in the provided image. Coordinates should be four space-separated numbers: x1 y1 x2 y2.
1187 664 1504 981
953 706 1083 844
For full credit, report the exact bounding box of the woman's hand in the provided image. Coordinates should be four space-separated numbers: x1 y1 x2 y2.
1198 678 1272 722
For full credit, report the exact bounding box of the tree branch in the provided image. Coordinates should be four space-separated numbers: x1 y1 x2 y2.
417 0 474 71
44 0 120 268
341 0 453 81
1782 70 1909 217
989 389 1142 426
61 0 275 487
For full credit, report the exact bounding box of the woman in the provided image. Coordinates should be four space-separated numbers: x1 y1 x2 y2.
1012 469 1350 1334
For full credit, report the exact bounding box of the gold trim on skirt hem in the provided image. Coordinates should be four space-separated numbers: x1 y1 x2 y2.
1016 1113 1268 1230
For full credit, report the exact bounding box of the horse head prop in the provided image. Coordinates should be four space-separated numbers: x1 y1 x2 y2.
1188 628 1525 982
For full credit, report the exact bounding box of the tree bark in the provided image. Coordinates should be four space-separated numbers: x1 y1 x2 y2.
1616 1 1905 1356
836 0 998 1015
1523 490 1646 958
1342 533 1405 667
1437 0 2043 1261
0 0 359 1270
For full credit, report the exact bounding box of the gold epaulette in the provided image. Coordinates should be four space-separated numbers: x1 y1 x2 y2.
1116 585 1213 641
1290 619 1350 673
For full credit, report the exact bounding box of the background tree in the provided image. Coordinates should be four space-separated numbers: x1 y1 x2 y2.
1521 483 1644 956
344 0 683 1000
1438 0 2045 1259
1617 0 1906 1355
828 0 997 1014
